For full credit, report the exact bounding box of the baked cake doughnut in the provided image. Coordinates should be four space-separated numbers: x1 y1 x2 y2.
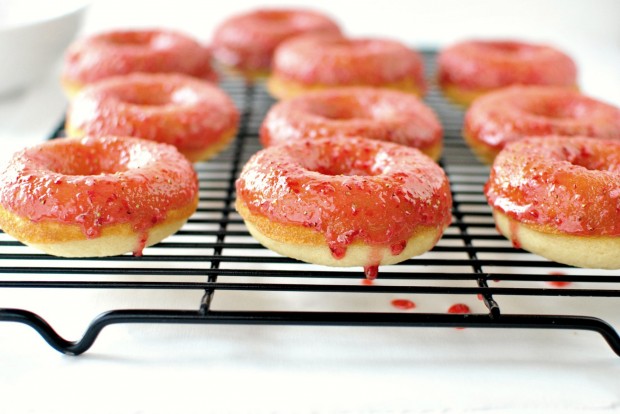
235 136 452 278
438 40 577 106
61 29 217 97
267 33 427 100
0 136 198 257
485 135 620 269
66 73 240 163
464 86 620 164
211 8 341 78
260 87 443 160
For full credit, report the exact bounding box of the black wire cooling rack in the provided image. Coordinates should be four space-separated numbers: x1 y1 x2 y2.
1 51 620 356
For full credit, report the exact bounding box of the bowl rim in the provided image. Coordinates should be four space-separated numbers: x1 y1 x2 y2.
0 0 89 31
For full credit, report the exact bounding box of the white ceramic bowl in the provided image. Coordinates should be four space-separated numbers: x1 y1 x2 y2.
0 0 88 96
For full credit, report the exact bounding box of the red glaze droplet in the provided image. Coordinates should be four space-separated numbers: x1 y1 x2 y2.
329 244 346 260
448 303 471 330
363 265 379 280
390 240 407 256
548 271 571 287
509 220 521 249
133 233 148 256
391 299 416 310
361 278 374 286
448 303 471 314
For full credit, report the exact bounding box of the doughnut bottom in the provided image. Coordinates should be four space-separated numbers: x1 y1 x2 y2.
494 210 620 269
462 130 498 165
61 79 84 100
267 76 425 101
184 128 238 163
441 83 580 107
420 142 443 163
66 126 238 164
0 198 198 257
237 200 444 267
214 62 270 81
440 83 488 107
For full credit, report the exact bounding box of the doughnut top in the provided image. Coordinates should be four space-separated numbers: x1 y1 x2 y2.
465 86 620 150
236 136 452 255
66 73 240 159
271 33 426 89
62 29 216 87
438 39 577 90
0 136 198 242
212 8 341 72
260 87 441 151
485 135 620 236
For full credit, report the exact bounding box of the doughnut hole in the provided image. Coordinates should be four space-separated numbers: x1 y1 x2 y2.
522 97 591 120
255 10 291 22
475 41 541 58
292 139 382 176
303 95 372 121
98 31 175 51
557 142 620 173
102 81 200 107
32 138 151 176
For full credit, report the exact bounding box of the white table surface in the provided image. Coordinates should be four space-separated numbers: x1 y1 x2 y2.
1 1 620 413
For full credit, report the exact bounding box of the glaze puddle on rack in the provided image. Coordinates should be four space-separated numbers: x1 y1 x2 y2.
0 51 619 356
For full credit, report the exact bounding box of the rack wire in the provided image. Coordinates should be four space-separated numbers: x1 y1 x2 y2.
1 51 620 356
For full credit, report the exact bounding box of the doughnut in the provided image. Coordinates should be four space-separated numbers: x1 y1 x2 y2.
235 136 452 278
0 136 199 257
260 87 443 160
66 73 240 163
463 86 620 164
485 136 620 269
267 33 427 100
211 8 341 78
61 29 217 97
438 40 577 106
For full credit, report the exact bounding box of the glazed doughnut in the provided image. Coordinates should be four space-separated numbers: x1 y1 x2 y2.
438 40 577 106
260 87 443 160
211 8 341 78
61 29 217 97
463 86 620 164
485 135 620 269
235 136 452 278
0 136 198 257
66 73 240 163
267 33 427 100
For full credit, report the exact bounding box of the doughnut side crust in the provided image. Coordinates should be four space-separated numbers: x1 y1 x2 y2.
267 75 425 101
66 125 238 163
494 210 620 269
182 128 238 163
462 130 499 165
440 83 493 107
237 200 444 267
0 197 197 257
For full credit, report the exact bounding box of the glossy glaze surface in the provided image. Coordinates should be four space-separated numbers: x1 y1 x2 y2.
212 8 340 73
67 73 239 160
0 136 198 244
236 136 452 257
271 33 426 91
465 86 620 152
260 87 442 153
485 136 620 235
62 29 217 87
438 40 577 91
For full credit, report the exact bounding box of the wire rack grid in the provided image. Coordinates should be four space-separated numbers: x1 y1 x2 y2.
1 51 619 356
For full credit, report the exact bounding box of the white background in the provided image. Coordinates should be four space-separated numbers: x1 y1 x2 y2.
1 1 620 413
